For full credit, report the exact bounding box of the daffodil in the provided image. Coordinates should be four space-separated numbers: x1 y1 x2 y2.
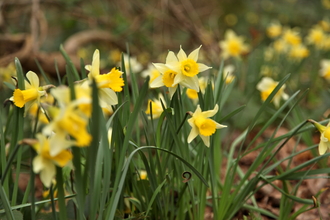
282 28 301 46
219 29 250 59
267 21 282 38
306 25 326 49
11 71 47 114
308 119 330 155
151 46 211 98
85 49 124 110
30 134 73 187
141 63 161 85
43 104 92 155
145 94 166 119
222 65 235 84
186 77 209 100
319 59 330 80
187 104 227 147
288 44 309 61
256 77 289 108
51 85 92 117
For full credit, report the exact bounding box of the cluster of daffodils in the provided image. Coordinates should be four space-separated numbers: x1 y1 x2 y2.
149 46 212 98
8 49 124 187
265 19 330 63
144 46 226 146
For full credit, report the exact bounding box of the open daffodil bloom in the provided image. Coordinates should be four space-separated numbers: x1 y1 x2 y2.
11 71 46 114
187 104 226 147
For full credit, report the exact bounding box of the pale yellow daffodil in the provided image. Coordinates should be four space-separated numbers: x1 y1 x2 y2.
282 28 302 46
320 59 330 80
222 65 235 84
145 94 166 119
219 30 250 59
151 46 211 99
256 77 289 108
308 119 330 155
31 134 73 187
187 104 227 147
141 63 161 85
267 21 282 38
306 25 326 49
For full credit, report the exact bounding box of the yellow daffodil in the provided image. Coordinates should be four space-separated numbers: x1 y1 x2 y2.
30 134 73 187
306 25 326 49
85 49 124 109
43 90 92 156
223 65 235 84
11 71 46 114
141 63 161 85
151 46 211 98
187 104 227 147
145 94 166 119
186 77 209 100
319 59 330 80
282 28 302 46
138 170 147 180
308 119 330 155
51 85 92 117
219 29 250 59
47 106 91 148
267 21 282 38
288 44 309 61
256 77 289 108
273 39 289 54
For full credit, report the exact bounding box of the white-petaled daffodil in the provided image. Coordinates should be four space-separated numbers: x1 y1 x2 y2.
151 46 211 99
256 77 289 108
30 134 73 187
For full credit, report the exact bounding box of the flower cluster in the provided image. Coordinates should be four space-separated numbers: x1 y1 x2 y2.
150 46 212 98
8 49 125 187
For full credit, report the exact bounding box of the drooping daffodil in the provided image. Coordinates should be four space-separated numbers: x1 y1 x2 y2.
84 49 125 110
10 71 52 115
187 104 227 147
256 77 289 108
308 119 330 155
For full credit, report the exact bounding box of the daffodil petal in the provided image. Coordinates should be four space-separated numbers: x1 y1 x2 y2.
180 76 199 91
200 135 210 147
166 51 179 63
150 76 164 88
319 140 328 155
26 71 40 88
188 45 202 61
177 46 188 61
39 161 56 188
198 63 212 73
